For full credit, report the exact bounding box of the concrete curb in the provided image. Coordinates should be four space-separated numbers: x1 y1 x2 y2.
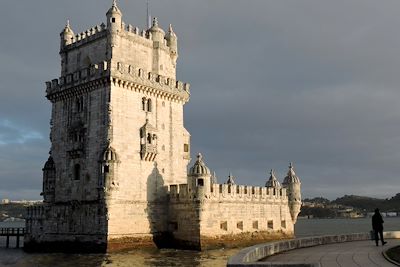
382 245 400 266
227 231 400 267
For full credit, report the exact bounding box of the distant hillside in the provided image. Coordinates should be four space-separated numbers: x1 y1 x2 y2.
0 203 34 221
300 193 400 218
333 194 400 212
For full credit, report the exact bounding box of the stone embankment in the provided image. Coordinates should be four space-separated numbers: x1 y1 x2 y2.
227 231 400 266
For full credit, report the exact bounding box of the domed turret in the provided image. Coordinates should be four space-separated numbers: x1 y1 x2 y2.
42 156 56 203
165 24 178 62
43 155 55 170
99 146 120 194
188 153 212 196
106 0 122 31
60 20 74 47
265 169 281 188
149 17 165 43
282 162 302 223
189 153 210 176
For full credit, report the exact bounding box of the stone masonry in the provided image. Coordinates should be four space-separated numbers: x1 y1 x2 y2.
24 1 302 252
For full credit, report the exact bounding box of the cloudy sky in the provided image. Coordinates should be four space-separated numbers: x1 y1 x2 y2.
1 0 400 200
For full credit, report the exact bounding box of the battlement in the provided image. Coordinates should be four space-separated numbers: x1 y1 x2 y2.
62 21 174 51
45 61 110 99
45 60 190 102
169 183 287 203
62 23 108 51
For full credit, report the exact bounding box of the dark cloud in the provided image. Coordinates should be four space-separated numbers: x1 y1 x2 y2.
1 0 400 200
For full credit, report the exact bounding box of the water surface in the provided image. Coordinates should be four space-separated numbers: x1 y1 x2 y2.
1 217 399 267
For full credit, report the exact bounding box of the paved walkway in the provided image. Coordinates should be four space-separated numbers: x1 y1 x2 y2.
265 239 400 266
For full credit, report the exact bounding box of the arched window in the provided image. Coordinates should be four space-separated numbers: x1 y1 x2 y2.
74 164 81 180
142 98 146 111
147 99 152 112
147 133 152 144
76 98 81 111
152 134 157 141
103 165 109 173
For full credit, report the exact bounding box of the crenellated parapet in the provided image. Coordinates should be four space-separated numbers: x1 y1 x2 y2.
61 23 108 51
61 11 177 57
45 61 110 102
45 60 190 103
109 61 189 102
168 183 287 203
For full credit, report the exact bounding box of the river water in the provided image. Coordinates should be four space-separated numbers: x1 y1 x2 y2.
1 217 400 267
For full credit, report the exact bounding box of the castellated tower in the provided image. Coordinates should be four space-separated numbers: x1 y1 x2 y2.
25 1 302 252
25 1 190 252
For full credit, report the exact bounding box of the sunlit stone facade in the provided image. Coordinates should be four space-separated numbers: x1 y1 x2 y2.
25 2 301 252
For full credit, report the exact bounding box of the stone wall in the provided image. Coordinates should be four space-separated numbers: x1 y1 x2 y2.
168 183 294 249
25 202 107 252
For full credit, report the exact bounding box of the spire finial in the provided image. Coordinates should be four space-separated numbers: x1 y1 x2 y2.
270 169 273 175
197 153 202 161
153 17 158 27
169 24 174 33
66 19 70 27
289 162 293 169
112 0 117 7
226 172 235 184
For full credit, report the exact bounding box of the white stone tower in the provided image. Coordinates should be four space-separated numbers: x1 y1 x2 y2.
282 163 302 223
26 1 191 251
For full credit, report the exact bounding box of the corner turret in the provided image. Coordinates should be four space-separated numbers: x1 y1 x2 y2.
106 0 122 32
41 155 55 203
60 20 74 49
188 153 212 196
282 163 302 223
165 24 178 63
99 146 120 197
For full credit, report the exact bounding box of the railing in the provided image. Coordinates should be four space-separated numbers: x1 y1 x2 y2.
0 227 25 248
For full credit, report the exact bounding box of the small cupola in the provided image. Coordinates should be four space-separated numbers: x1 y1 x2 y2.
101 146 119 163
189 153 210 176
43 156 55 170
60 20 74 46
106 0 122 30
265 169 281 188
283 162 301 185
149 17 165 42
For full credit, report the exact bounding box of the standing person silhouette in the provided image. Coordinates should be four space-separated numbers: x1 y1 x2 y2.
372 208 387 246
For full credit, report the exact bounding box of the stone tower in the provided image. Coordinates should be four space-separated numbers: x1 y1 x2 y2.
282 163 302 223
25 1 190 252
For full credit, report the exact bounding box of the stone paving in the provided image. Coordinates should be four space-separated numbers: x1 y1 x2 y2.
265 239 400 266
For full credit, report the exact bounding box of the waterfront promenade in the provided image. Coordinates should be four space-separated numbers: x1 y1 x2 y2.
227 232 400 266
266 239 400 266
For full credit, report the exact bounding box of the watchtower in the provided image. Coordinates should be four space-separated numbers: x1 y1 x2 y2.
26 1 191 251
